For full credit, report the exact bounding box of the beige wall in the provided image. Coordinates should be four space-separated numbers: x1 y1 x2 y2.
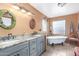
48 13 78 35
0 4 46 36
0 3 78 36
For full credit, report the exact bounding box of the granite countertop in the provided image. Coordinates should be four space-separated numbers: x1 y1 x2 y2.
0 34 43 49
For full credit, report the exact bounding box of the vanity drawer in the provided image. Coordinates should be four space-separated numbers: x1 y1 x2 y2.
0 41 29 56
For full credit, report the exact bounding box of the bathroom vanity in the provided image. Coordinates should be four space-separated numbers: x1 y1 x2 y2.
0 34 46 56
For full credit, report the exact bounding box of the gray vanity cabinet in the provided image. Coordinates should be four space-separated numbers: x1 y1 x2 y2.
29 38 37 56
0 41 29 56
0 35 46 56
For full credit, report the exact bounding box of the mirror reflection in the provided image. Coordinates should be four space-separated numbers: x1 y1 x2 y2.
2 17 11 27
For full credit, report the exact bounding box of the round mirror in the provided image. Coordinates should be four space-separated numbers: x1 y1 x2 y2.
0 9 16 30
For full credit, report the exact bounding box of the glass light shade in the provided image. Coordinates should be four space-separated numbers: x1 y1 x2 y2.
12 5 20 10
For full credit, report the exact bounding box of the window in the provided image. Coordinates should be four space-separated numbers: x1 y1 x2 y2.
41 19 48 32
52 20 66 35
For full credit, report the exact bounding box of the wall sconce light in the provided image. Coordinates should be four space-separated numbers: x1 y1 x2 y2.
57 3 66 7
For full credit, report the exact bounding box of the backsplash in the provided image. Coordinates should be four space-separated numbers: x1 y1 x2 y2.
0 33 35 41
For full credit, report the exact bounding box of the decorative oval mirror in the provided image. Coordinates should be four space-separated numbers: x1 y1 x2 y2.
29 18 36 29
0 9 16 30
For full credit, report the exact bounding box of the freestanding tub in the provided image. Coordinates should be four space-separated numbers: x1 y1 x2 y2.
47 36 67 45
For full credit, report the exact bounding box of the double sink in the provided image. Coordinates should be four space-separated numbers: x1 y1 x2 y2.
0 34 42 49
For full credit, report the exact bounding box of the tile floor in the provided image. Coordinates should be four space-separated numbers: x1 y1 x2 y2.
42 43 76 56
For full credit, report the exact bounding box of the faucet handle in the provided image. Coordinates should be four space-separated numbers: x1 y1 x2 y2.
8 33 12 36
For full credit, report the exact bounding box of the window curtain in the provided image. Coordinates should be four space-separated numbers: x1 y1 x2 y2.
41 19 48 32
70 19 74 32
78 15 79 32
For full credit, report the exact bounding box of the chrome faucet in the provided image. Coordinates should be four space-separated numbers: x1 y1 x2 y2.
8 33 13 40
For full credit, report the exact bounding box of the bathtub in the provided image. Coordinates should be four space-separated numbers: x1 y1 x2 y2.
47 36 67 45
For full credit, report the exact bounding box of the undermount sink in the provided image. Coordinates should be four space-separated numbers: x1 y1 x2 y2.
0 37 27 49
0 39 20 49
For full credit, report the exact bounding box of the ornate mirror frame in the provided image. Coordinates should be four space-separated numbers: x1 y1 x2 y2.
0 9 16 30
29 18 36 29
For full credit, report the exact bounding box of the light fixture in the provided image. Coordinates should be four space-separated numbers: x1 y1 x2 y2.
27 12 34 16
12 5 20 10
12 4 35 16
21 9 27 13
57 3 66 7
27 12 32 15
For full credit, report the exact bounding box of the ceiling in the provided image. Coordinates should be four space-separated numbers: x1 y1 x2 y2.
30 3 79 18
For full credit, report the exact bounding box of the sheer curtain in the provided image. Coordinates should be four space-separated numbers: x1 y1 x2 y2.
41 19 48 32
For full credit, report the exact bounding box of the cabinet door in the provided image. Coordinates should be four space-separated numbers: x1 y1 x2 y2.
41 42 46 52
19 47 29 56
10 47 29 56
40 36 46 54
29 39 37 56
41 37 46 52
36 37 42 56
